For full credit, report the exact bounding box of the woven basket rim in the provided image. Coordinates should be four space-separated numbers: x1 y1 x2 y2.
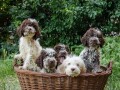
14 61 112 77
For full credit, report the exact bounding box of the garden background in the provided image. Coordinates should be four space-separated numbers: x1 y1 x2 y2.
0 0 120 90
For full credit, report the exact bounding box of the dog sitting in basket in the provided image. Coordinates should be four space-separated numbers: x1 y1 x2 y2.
14 18 42 71
54 44 87 76
54 43 71 66
79 27 105 73
36 48 58 73
57 55 86 77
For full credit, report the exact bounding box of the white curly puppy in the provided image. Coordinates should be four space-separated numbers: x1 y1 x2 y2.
57 55 86 77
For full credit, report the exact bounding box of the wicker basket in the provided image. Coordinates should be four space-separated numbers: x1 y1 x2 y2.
14 61 112 90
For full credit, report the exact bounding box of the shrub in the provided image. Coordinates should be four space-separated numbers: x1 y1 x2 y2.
0 0 120 56
8 0 120 46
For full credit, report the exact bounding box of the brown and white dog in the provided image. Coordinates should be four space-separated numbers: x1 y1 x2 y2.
36 48 57 73
54 43 71 66
79 28 105 73
14 18 42 71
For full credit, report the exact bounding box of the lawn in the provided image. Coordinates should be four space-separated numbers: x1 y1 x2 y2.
0 36 120 90
0 60 21 90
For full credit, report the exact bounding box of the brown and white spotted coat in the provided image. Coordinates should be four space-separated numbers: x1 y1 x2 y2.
79 28 105 73
36 48 57 73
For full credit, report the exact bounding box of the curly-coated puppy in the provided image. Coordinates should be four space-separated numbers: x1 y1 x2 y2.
57 55 86 77
54 43 71 65
14 18 42 71
79 28 105 73
36 48 57 73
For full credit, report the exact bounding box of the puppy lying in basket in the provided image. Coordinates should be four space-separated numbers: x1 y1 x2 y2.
14 18 42 71
79 27 105 73
36 48 57 73
57 55 86 77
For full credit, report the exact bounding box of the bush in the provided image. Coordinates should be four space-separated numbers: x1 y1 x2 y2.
8 0 120 46
0 0 120 56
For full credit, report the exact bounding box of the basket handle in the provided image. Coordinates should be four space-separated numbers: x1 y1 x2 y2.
106 61 113 72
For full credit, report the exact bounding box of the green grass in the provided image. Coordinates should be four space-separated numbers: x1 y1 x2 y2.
0 59 21 90
0 36 120 90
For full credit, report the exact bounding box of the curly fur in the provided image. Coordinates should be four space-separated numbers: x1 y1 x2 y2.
54 43 71 66
36 48 57 73
14 18 42 71
79 28 105 73
57 55 86 77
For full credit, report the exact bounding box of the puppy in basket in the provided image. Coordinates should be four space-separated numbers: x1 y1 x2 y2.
79 27 105 73
36 48 57 73
14 18 42 71
54 43 71 66
57 55 86 77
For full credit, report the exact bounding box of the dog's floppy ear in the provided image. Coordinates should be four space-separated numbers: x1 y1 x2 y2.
81 28 94 47
35 49 46 69
57 58 68 74
17 19 28 37
54 44 60 52
80 62 86 74
95 28 105 48
65 45 71 54
32 21 41 40
81 65 86 74
81 33 89 47
57 64 65 74
99 34 105 47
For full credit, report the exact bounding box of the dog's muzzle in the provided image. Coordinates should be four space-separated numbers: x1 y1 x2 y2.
48 58 56 68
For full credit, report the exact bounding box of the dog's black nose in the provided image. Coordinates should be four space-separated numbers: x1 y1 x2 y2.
29 28 32 31
49 60 55 68
71 68 75 71
49 60 55 65
50 60 54 63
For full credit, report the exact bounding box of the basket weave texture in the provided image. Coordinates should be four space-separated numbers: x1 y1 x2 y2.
14 62 112 90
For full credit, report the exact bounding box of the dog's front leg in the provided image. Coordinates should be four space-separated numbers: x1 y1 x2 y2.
22 53 31 70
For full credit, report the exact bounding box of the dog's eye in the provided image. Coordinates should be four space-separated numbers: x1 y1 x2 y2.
92 60 96 63
45 54 49 57
68 63 71 65
76 64 79 66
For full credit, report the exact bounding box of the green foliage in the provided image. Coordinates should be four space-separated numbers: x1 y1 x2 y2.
0 0 120 56
0 59 20 90
0 60 14 79
8 0 120 46
0 42 18 59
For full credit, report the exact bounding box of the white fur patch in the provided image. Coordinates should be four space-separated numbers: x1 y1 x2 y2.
24 25 36 37
44 48 56 56
57 55 86 77
28 18 37 23
14 36 42 70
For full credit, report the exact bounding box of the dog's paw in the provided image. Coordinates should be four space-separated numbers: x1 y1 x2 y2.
92 68 103 73
14 55 22 60
28 66 41 72
18 66 28 70
18 66 23 69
